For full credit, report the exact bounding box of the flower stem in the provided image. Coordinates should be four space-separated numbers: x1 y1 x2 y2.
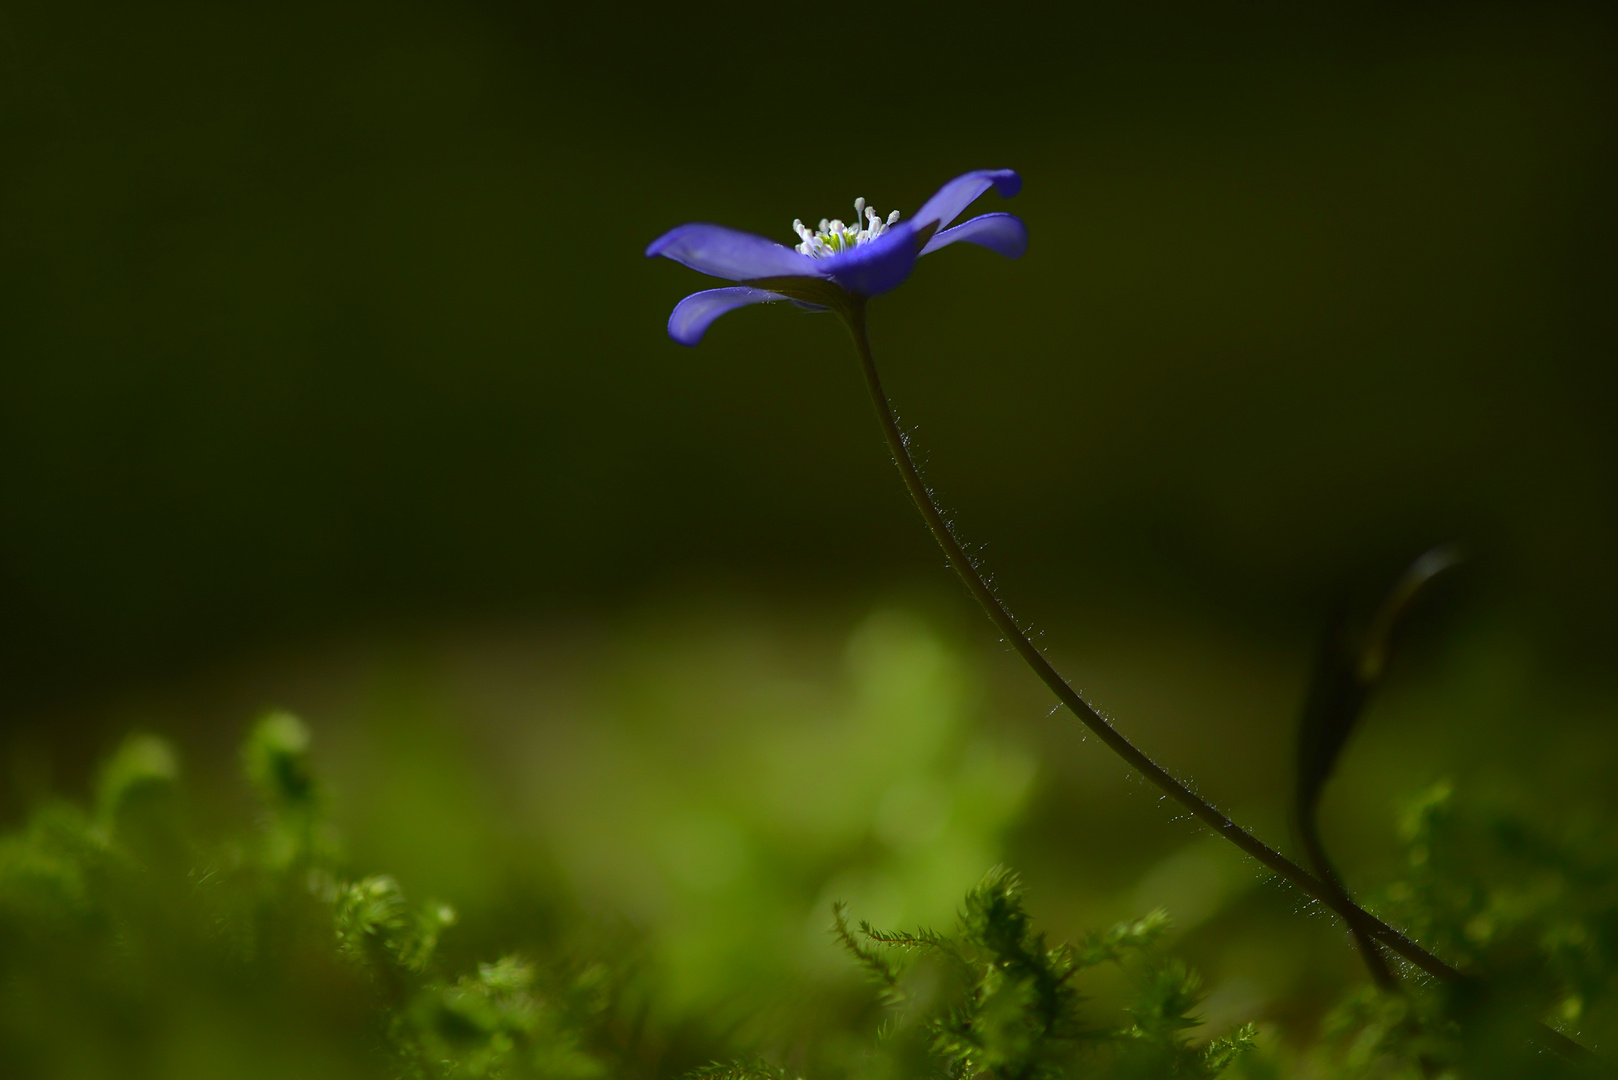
842 300 1588 1060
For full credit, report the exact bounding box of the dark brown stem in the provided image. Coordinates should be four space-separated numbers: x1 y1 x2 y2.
1299 811 1397 991
842 299 1588 1063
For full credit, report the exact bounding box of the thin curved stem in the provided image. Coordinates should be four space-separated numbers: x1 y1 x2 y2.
1299 809 1397 991
840 301 1590 1060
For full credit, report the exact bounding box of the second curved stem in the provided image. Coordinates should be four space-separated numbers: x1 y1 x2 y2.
844 302 1448 979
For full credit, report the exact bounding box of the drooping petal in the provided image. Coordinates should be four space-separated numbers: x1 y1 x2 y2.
911 169 1022 233
666 287 785 346
818 224 920 297
919 212 1029 259
646 223 820 282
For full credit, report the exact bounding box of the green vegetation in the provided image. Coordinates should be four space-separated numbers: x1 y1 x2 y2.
829 872 1256 1080
0 714 624 1079
4 683 1612 1077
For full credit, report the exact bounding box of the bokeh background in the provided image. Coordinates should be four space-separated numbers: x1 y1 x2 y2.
4 0 1618 1064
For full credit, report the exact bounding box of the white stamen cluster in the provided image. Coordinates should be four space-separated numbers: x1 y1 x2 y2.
792 197 902 258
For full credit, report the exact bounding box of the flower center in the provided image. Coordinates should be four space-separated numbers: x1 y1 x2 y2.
792 198 902 258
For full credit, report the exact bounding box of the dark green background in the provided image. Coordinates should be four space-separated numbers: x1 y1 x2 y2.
5 4 1618 1067
3 0 1616 727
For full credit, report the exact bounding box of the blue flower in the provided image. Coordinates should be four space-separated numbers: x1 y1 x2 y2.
646 169 1027 345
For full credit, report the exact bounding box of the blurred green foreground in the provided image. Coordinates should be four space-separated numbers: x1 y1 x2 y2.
6 604 1618 1078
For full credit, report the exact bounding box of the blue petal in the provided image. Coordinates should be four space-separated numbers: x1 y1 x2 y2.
919 213 1029 259
911 169 1022 233
646 223 819 282
819 224 920 297
667 287 784 346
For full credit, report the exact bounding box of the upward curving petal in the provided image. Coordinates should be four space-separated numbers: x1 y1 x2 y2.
919 212 1029 259
666 287 785 346
646 223 819 282
911 169 1022 233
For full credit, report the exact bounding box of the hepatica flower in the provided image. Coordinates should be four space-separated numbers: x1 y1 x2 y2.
641 172 1604 1050
646 169 1026 345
